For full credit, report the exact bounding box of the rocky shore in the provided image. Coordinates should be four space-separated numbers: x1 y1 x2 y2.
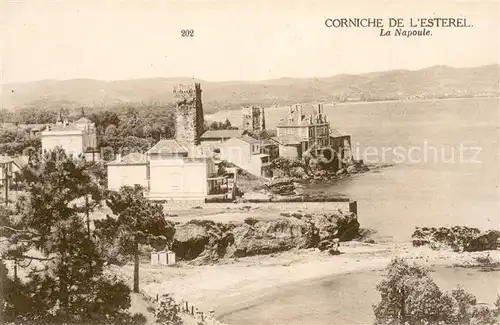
239 163 390 202
171 211 360 264
412 226 500 252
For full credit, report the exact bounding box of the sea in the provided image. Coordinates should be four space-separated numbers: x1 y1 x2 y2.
207 97 500 324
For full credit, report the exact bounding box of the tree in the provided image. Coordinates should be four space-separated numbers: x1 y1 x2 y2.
256 129 276 140
0 148 140 324
89 111 120 133
0 129 42 156
373 258 500 325
142 125 153 138
96 185 175 293
207 119 234 131
105 124 118 137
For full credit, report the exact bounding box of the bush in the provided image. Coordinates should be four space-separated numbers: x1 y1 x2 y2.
373 258 500 325
154 294 182 325
244 217 259 226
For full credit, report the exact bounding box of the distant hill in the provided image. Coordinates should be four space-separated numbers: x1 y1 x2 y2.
1 64 498 113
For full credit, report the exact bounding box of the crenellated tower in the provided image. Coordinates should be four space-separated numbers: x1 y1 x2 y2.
242 105 266 132
173 83 204 146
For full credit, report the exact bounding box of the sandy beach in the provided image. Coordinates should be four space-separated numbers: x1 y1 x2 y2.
112 241 500 321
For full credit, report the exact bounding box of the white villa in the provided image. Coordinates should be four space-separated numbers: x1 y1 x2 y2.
41 114 97 158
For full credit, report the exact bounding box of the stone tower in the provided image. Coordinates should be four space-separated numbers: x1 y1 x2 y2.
173 83 204 146
242 105 265 132
288 104 303 125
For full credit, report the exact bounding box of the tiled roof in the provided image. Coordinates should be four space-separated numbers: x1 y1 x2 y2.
44 124 82 132
146 139 188 155
271 135 305 146
260 139 276 146
13 155 30 166
29 125 47 131
201 129 246 139
108 152 147 165
0 156 14 164
75 117 92 124
239 135 260 144
0 156 22 169
146 140 208 158
330 128 350 137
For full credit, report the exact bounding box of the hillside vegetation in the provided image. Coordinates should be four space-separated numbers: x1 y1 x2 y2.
2 65 498 113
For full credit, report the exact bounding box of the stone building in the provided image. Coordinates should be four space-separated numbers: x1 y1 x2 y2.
276 103 330 149
242 105 265 132
273 103 353 167
174 83 204 146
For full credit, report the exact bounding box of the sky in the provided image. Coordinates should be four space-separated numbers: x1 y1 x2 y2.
1 0 499 84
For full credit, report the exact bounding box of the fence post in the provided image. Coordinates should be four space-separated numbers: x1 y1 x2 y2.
191 305 194 315
185 301 189 312
156 294 159 302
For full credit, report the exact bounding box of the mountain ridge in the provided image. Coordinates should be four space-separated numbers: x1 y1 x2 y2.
2 64 498 113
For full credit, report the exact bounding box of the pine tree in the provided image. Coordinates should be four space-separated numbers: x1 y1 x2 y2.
0 148 141 324
96 185 175 293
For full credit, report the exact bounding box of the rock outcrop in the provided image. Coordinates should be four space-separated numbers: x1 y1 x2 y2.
170 212 360 264
171 220 235 264
227 217 316 258
265 178 297 196
412 226 500 252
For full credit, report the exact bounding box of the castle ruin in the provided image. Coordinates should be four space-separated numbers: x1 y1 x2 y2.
242 105 265 132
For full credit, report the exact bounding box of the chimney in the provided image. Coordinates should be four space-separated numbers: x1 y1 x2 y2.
116 153 122 162
318 103 324 114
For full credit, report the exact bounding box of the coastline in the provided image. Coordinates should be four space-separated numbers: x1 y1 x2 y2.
205 96 499 120
112 241 500 321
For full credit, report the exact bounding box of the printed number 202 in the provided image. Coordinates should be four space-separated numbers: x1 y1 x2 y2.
181 29 194 37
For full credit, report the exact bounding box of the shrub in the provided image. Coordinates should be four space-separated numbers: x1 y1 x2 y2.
154 294 182 325
373 258 500 325
244 217 259 226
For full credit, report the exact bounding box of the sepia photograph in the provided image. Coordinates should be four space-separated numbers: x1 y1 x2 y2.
0 1 499 324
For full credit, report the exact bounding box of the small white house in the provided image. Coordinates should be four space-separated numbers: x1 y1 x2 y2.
219 136 271 177
107 153 149 190
41 117 97 157
145 139 217 203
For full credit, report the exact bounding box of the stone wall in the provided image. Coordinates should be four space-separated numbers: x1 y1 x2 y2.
241 201 356 214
